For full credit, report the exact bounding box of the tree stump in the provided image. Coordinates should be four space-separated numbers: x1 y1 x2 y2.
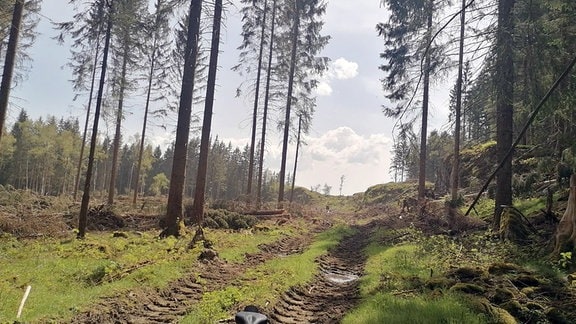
552 174 576 255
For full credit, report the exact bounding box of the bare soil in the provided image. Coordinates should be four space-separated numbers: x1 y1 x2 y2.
266 223 369 323
69 218 335 323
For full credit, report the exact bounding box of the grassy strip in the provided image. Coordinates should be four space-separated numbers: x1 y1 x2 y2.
342 293 486 324
341 228 488 324
180 225 355 323
0 227 284 323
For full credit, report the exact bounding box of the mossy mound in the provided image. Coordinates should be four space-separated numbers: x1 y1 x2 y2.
363 181 418 206
200 209 258 230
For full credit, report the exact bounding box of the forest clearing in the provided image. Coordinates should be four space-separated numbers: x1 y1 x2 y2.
1 179 576 323
2 0 576 323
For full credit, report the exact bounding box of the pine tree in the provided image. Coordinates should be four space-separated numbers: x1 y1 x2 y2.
234 0 270 201
77 0 115 239
163 0 203 238
106 0 147 205
132 0 173 206
493 0 516 229
0 0 40 88
191 0 224 228
256 0 278 207
276 0 329 206
378 0 450 198
0 0 25 144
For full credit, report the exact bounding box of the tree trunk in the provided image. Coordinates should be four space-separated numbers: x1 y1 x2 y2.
162 0 203 238
74 33 101 201
552 174 576 256
107 49 129 206
289 114 302 203
450 0 466 203
247 0 268 201
0 0 24 145
418 2 433 200
192 0 223 227
133 43 157 206
257 0 277 208
278 0 299 208
78 0 114 239
494 0 515 229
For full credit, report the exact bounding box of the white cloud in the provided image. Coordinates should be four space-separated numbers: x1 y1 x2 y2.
316 81 333 96
315 57 359 97
305 127 390 165
151 127 393 195
296 127 393 194
333 58 359 80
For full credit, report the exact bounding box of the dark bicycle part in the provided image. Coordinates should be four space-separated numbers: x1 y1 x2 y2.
235 305 269 324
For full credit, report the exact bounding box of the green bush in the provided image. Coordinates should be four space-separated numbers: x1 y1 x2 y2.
202 209 257 230
213 217 229 229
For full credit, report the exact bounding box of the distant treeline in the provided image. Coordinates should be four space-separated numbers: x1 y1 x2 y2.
0 110 281 202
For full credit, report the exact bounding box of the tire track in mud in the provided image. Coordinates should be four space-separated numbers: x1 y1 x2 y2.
268 223 370 323
70 222 331 324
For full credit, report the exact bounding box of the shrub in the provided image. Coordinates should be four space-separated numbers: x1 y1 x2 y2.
202 209 258 230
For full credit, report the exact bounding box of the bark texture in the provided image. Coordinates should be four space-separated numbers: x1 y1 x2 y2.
553 174 576 255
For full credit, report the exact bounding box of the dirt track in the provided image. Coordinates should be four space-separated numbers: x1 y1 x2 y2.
268 224 369 323
69 217 363 323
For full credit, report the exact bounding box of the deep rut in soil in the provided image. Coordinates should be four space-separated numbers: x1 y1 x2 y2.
70 222 331 324
268 223 369 323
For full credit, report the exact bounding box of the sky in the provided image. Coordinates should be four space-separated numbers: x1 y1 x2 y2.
9 1 453 195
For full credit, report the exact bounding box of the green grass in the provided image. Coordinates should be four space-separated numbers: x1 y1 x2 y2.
361 243 427 294
180 225 355 323
342 293 486 324
211 228 286 263
513 197 546 216
342 229 488 324
0 227 285 323
463 197 494 220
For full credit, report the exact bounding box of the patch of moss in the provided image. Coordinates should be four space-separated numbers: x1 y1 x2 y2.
450 282 486 295
447 267 485 281
488 262 522 275
491 287 515 304
510 274 541 287
546 307 571 324
425 277 455 290
467 297 517 324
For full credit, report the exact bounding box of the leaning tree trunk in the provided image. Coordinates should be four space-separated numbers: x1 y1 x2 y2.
552 174 576 256
107 50 128 206
78 0 114 239
289 114 302 203
133 46 156 206
74 34 101 201
0 0 24 145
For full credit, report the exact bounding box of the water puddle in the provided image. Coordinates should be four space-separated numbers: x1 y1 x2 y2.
323 270 359 284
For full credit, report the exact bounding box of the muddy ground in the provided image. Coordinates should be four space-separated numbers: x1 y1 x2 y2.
69 215 352 323
266 223 368 323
